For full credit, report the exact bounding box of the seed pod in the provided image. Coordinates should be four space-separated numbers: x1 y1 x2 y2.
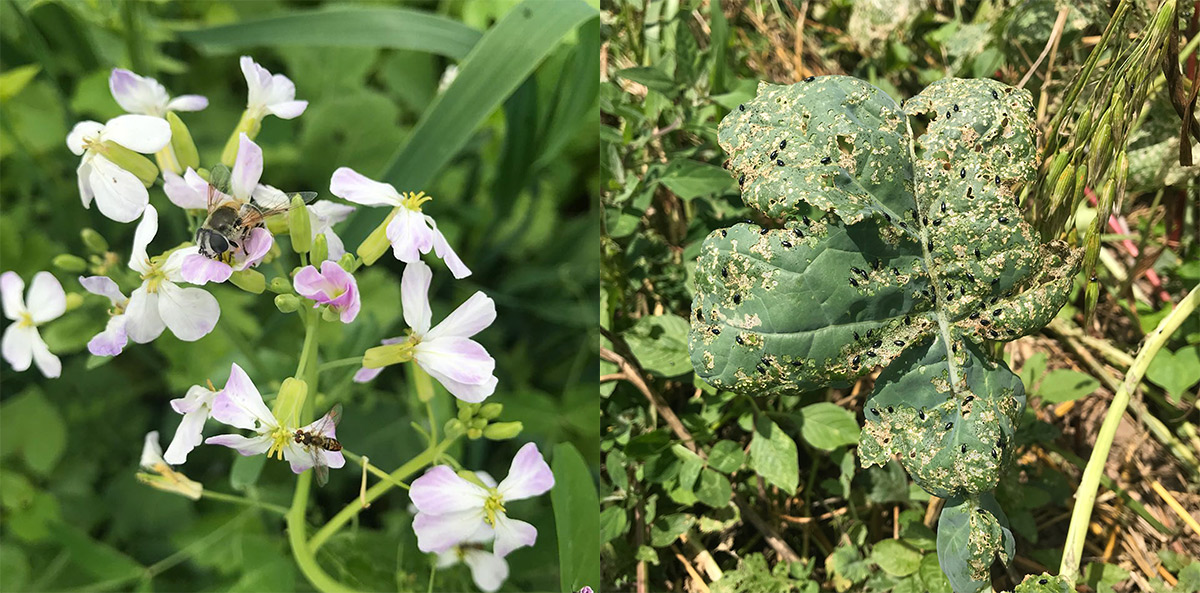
1051 163 1076 213
288 195 312 254
1044 151 1070 188
166 111 200 172
101 141 159 187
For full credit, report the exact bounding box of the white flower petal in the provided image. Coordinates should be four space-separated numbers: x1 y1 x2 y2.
67 121 104 155
166 94 208 112
414 337 494 385
410 465 489 515
420 364 498 404
164 400 211 465
109 69 168 115
162 245 203 281
157 282 219 341
205 433 273 456
26 272 65 324
79 275 126 306
428 217 471 279
28 329 59 378
328 167 401 207
426 292 494 341
491 514 537 558
413 509 489 554
401 261 433 335
2 324 34 372
89 156 149 223
267 100 307 119
211 363 274 430
163 169 209 210
124 286 165 344
462 549 509 593
498 443 555 502
1 271 25 320
87 315 128 357
102 114 171 153
308 201 355 228
387 208 435 262
171 384 216 415
128 205 158 274
77 159 95 209
322 229 347 262
140 431 165 469
230 134 262 200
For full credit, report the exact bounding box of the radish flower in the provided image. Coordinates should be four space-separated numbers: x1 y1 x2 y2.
138 431 202 500
241 56 307 120
79 275 129 356
2 271 64 378
125 205 220 344
67 115 171 222
329 167 470 278
437 531 509 593
109 68 208 117
164 384 218 464
293 261 360 323
308 201 356 261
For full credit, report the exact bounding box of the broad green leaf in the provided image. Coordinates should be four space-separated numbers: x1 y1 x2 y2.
649 513 694 547
798 402 860 450
936 495 1014 593
1036 369 1099 404
707 439 746 474
0 388 67 477
872 539 922 577
0 64 40 101
659 159 736 200
623 314 692 377
1145 345 1200 403
1083 562 1131 593
695 468 732 507
51 523 145 582
381 1 598 190
748 416 799 492
599 505 628 544
1013 573 1073 593
917 553 952 593
550 443 600 593
178 7 482 59
230 454 266 491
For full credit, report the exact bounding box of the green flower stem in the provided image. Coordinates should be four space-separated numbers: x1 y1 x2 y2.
319 357 363 373
308 436 459 552
201 488 289 515
1059 284 1199 582
342 450 410 490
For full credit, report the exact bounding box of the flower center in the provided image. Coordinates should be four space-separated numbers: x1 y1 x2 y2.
400 191 433 212
82 135 104 154
482 490 506 527
265 425 293 461
17 311 34 328
142 268 166 293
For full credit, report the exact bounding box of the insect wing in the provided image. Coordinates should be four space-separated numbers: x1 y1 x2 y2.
308 404 342 488
311 403 342 438
208 164 232 194
312 447 330 487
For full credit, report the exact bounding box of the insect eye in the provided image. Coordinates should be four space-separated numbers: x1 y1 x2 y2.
210 234 229 253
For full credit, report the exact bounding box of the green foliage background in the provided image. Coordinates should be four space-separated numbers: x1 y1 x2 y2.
0 1 600 591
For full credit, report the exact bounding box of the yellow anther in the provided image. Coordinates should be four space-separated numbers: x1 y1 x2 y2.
17 312 34 328
482 490 506 527
400 191 433 212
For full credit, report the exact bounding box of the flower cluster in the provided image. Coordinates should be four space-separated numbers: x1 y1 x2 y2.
1 55 552 593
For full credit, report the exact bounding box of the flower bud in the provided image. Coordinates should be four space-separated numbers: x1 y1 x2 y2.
457 406 473 423
362 342 415 369
101 140 159 187
65 293 84 312
444 418 466 439
230 269 265 294
275 294 300 313
469 418 487 430
483 421 523 441
165 111 199 172
321 306 340 322
338 253 358 273
268 277 292 294
356 209 398 266
272 377 308 426
288 195 312 254
478 403 503 420
80 228 108 253
53 254 87 273
137 471 203 500
311 232 328 263
467 427 484 440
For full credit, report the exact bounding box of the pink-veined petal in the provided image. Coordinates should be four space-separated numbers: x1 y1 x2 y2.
387 209 435 262
497 442 555 502
157 282 219 341
234 227 273 270
491 514 537 558
462 549 509 593
283 441 313 473
230 134 262 200
161 245 202 282
425 292 494 341
413 509 489 554
102 114 171 153
87 314 127 357
78 275 125 306
166 94 208 112
205 433 272 456
89 156 148 223
170 384 216 415
124 286 165 343
163 169 209 210
164 400 211 465
26 272 65 324
128 205 158 273
179 254 232 285
28 329 60 379
2 324 34 372
322 449 345 469
410 465 489 515
401 261 433 335
308 201 355 229
67 121 104 155
1 271 24 320
420 363 498 404
210 362 274 430
328 167 401 207
292 265 330 301
413 337 494 385
352 366 383 383
109 69 168 115
428 217 472 279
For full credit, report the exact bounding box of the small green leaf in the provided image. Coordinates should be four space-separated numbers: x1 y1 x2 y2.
749 416 799 492
51 523 145 581
1013 573 1073 593
0 65 41 101
551 443 600 593
599 505 628 544
1083 562 1131 593
707 440 746 474
872 539 922 576
1145 346 1200 403
1035 369 1099 404
799 402 860 450
230 454 266 491
659 160 736 200
649 513 695 547
917 553 952 593
936 495 1014 593
695 468 732 507
615 66 676 94
0 388 67 477
624 314 692 377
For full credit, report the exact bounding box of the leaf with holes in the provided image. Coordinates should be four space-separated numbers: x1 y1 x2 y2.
936 495 1015 593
